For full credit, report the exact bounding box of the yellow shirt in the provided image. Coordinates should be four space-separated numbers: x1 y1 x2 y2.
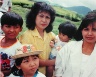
19 28 56 74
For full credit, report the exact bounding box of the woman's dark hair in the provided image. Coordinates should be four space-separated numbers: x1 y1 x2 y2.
26 2 55 33
11 55 39 76
74 12 96 41
1 12 23 27
58 21 77 39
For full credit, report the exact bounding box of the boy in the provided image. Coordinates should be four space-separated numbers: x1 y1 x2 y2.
46 21 77 77
0 12 23 76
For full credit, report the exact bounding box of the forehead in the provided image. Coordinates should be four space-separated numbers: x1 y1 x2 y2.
88 21 96 28
38 11 50 16
23 55 38 59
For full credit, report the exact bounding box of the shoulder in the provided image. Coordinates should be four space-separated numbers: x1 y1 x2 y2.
37 72 46 77
60 40 83 52
8 73 19 77
47 32 56 39
67 40 83 46
19 30 33 39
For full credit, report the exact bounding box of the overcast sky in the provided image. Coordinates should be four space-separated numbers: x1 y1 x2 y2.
50 0 96 10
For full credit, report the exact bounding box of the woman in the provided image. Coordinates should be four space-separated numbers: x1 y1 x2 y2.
19 2 56 75
55 12 96 77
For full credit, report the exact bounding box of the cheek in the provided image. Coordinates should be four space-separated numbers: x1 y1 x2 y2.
36 60 39 67
48 19 51 23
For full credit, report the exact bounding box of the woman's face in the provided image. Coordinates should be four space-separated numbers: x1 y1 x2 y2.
82 21 96 43
18 55 39 76
35 11 51 31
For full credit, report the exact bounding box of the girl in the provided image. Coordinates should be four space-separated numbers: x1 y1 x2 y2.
9 44 46 77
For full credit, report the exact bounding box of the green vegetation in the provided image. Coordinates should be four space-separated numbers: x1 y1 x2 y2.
12 0 81 35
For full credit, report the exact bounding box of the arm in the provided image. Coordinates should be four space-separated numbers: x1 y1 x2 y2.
8 0 12 12
39 59 55 67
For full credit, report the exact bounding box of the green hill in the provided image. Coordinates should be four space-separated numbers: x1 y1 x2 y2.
12 0 81 35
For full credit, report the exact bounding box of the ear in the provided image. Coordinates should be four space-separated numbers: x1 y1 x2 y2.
69 38 71 40
1 25 3 30
20 27 22 32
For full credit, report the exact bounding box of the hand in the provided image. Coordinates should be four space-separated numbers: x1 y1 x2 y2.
0 71 4 77
50 40 55 48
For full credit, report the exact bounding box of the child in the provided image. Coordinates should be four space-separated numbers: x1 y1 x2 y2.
19 2 56 75
50 21 77 59
0 12 23 76
46 21 77 77
9 44 46 77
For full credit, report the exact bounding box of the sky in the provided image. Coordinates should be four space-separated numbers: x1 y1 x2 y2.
50 0 96 10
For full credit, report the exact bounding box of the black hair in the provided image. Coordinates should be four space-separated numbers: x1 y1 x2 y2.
1 12 23 27
58 21 77 38
11 55 39 76
74 12 96 41
26 2 55 33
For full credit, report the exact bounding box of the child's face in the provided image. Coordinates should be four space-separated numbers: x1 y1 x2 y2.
59 33 70 42
1 25 22 39
18 55 39 76
35 11 51 31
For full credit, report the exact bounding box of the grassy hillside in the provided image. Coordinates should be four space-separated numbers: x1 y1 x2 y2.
12 0 81 35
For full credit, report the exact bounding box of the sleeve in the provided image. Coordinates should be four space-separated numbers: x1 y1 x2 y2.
54 43 70 77
50 32 56 40
54 49 64 76
8 0 12 7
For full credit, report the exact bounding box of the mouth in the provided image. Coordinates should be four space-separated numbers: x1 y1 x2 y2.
86 37 93 40
41 24 47 26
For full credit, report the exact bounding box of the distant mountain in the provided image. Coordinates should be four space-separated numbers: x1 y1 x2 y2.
65 6 92 16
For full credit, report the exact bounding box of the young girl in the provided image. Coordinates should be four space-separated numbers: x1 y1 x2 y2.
19 2 56 75
9 44 46 77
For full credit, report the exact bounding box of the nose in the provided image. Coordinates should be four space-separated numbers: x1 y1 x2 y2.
88 30 92 35
29 61 35 67
42 17 46 22
9 26 15 32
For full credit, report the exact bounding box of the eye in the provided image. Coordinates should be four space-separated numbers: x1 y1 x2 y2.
33 56 38 60
14 25 20 28
22 58 29 63
83 28 89 31
92 28 96 31
5 25 11 28
46 16 50 19
38 14 44 18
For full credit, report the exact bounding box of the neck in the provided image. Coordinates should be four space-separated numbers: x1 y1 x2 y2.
36 27 44 38
23 74 34 77
82 41 95 55
0 37 17 47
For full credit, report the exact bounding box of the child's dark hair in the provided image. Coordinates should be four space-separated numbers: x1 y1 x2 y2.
1 12 23 27
11 55 39 76
74 12 96 41
26 2 55 33
58 21 77 38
